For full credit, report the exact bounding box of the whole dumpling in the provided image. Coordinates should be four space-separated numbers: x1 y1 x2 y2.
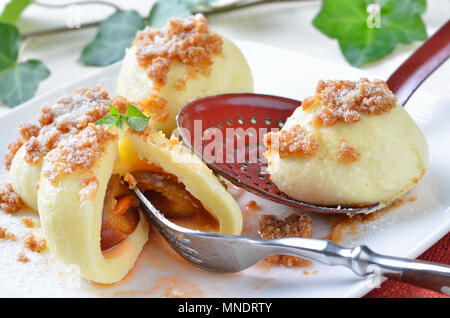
117 14 253 136
264 78 429 206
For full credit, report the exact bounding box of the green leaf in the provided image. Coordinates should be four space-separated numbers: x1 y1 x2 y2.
109 104 121 116
125 105 149 131
148 0 191 27
0 0 32 25
96 114 120 128
0 22 20 70
0 60 50 107
126 104 148 119
79 10 145 66
312 0 428 67
125 116 149 132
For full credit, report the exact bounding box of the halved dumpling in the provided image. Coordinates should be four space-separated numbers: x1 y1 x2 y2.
9 145 41 211
36 125 148 284
118 128 242 235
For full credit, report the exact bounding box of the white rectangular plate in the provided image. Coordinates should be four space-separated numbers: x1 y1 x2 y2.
0 40 449 298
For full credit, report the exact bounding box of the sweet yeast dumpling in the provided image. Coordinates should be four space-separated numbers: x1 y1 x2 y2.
117 14 253 136
38 126 148 284
7 87 149 284
264 79 429 206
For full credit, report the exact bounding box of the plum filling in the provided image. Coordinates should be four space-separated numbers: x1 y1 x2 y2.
132 170 200 218
101 175 140 250
100 170 218 250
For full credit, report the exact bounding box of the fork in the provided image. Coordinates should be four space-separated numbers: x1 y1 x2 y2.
132 187 450 295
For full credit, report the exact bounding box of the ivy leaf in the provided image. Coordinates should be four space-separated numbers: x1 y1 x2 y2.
148 0 191 27
0 0 32 25
0 23 50 107
0 21 20 70
312 0 428 67
0 60 50 107
79 10 145 66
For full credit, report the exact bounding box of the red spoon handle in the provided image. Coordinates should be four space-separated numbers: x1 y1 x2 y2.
387 20 450 105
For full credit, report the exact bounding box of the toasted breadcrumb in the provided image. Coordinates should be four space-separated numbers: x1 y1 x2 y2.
337 141 360 164
0 226 16 241
5 138 23 170
22 217 34 228
0 182 24 213
307 78 397 127
7 87 115 184
124 172 137 189
17 252 29 263
134 14 222 91
23 232 47 253
264 125 318 159
259 214 313 267
137 94 168 123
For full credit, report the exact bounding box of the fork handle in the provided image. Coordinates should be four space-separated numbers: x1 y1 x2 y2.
264 238 450 295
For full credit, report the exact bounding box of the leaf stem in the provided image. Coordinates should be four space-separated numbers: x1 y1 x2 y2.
33 0 120 11
22 0 317 40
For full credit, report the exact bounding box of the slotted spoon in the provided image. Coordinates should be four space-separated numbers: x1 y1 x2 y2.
177 20 450 214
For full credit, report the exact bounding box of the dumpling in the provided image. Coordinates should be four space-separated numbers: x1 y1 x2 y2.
7 87 149 284
117 14 253 136
117 125 243 235
264 78 429 206
6 86 243 284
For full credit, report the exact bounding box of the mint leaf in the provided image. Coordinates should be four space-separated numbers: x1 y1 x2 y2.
96 114 122 129
96 104 149 131
0 60 50 107
312 0 428 67
125 105 149 132
125 116 149 132
126 104 147 119
109 104 121 116
79 10 145 66
148 0 191 27
0 23 50 107
0 0 32 25
0 22 20 70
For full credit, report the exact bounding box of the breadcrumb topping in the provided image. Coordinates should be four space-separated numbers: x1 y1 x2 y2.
5 87 117 184
137 94 168 122
259 214 313 267
134 14 223 90
5 138 23 170
23 232 47 253
17 252 29 263
42 124 115 183
337 141 360 164
22 217 34 228
264 125 318 159
305 78 397 126
0 182 24 213
124 172 137 189
0 226 16 241
80 176 100 201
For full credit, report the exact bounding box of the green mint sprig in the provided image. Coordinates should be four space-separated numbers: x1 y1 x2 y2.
96 104 150 132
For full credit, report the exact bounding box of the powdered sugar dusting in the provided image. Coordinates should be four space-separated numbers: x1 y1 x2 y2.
264 124 319 158
308 78 397 126
134 14 223 90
